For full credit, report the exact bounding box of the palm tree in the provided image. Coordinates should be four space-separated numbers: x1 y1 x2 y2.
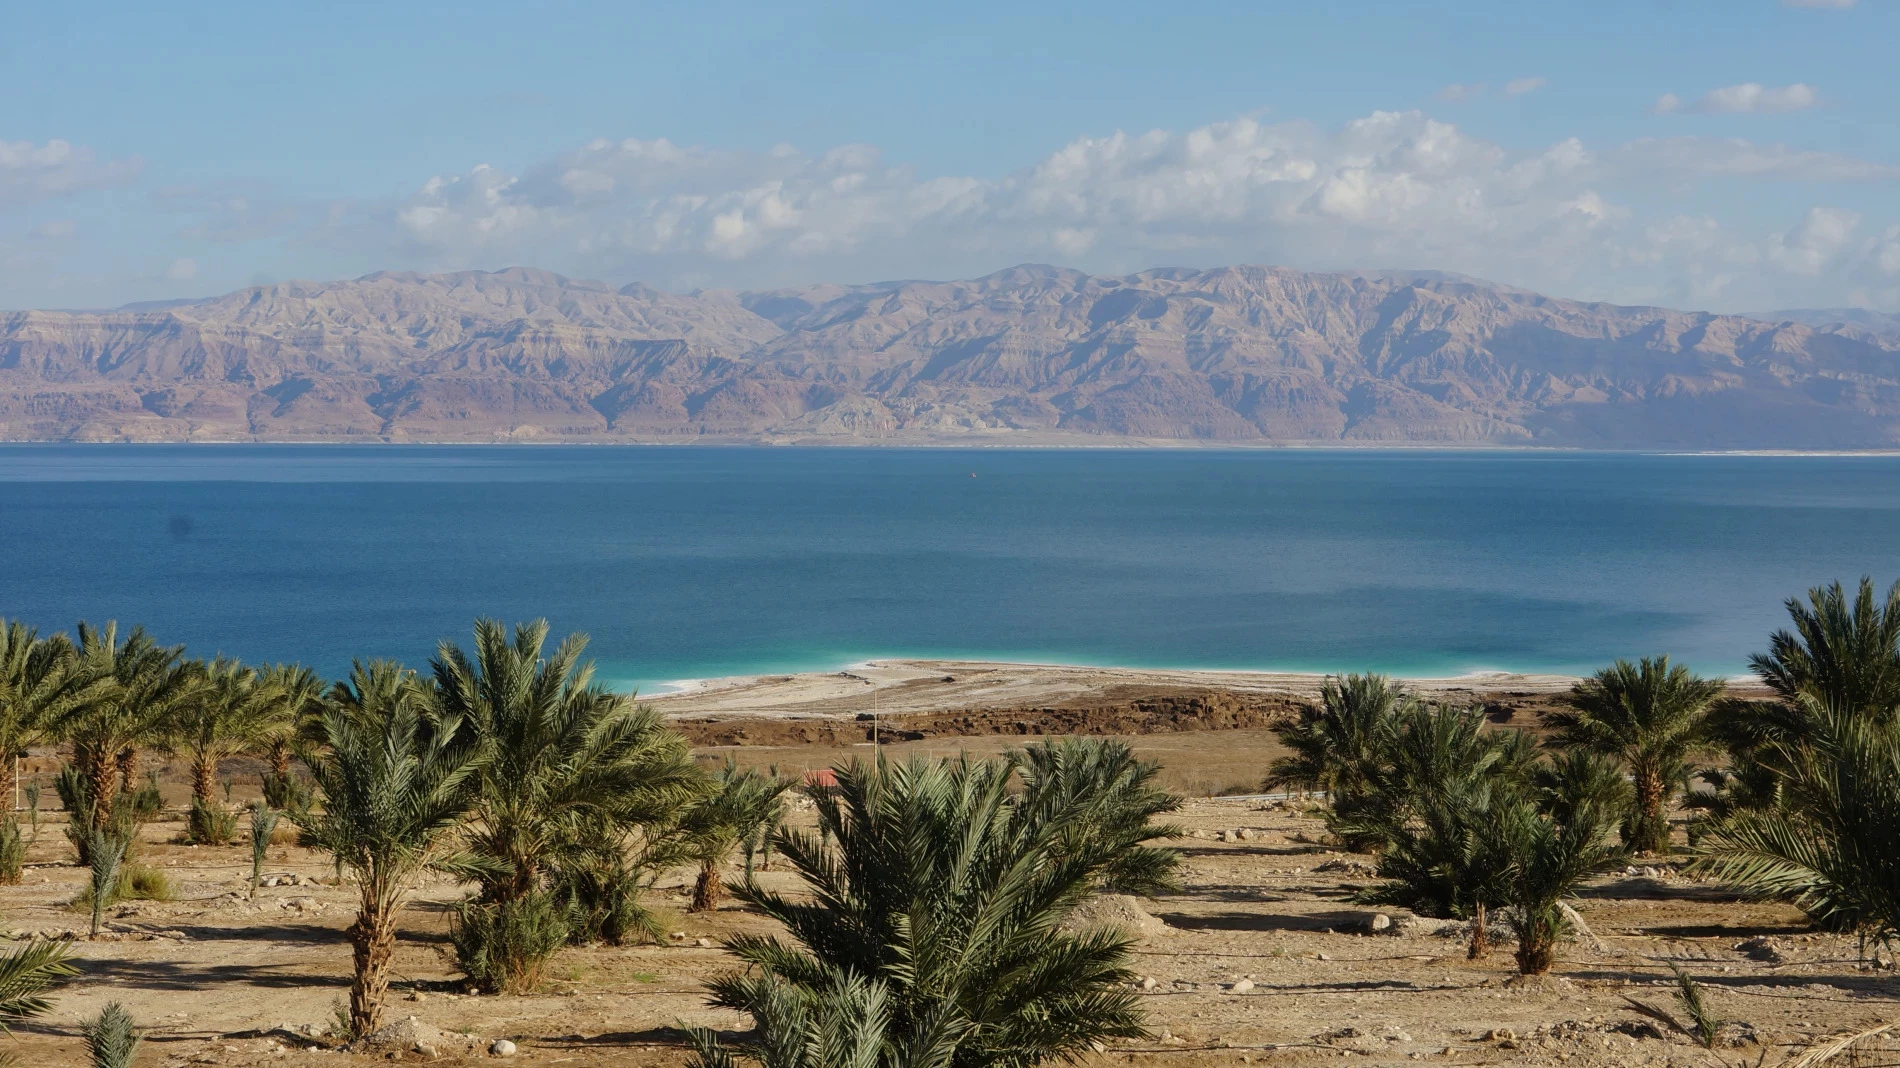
171 658 276 812
1750 577 1900 719
256 664 326 806
1489 785 1625 975
1266 674 1411 833
431 619 704 906
1693 698 1900 942
686 760 794 912
1544 657 1723 854
690 969 918 1068
0 622 100 812
291 661 487 1038
59 623 204 829
710 752 1156 1067
1013 737 1183 896
0 938 77 1068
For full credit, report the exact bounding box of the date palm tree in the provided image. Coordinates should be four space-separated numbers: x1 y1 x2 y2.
0 938 78 1067
1266 674 1412 837
710 750 1158 1068
1489 783 1625 975
1693 697 1900 942
685 760 794 912
431 619 703 905
256 664 326 805
0 621 101 812
1750 577 1900 720
171 658 277 811
1544 657 1723 854
59 623 204 830
291 661 487 1038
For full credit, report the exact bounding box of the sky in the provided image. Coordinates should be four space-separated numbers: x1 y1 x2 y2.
4 0 1899 313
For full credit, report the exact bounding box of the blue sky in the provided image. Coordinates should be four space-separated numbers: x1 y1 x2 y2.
4 0 1898 311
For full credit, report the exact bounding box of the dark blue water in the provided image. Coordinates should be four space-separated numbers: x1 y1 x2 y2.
2 445 1897 691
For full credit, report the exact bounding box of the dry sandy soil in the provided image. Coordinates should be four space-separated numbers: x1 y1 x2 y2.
0 663 1874 1068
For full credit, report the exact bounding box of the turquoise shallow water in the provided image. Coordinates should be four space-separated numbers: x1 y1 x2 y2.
1 445 1897 692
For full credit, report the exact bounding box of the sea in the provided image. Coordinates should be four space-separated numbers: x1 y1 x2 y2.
2 444 1896 693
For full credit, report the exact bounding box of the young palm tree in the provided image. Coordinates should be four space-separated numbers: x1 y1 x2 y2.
0 621 101 811
0 938 77 1068
686 760 794 912
291 661 487 1038
256 664 326 805
1489 785 1625 975
171 658 277 811
1693 697 1900 941
59 623 204 829
1750 577 1900 720
1544 657 1723 854
1013 736 1183 896
1266 674 1411 831
431 619 704 905
711 751 1157 1067
690 969 918 1068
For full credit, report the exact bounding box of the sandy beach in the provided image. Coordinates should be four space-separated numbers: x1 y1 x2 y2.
645 658 1589 720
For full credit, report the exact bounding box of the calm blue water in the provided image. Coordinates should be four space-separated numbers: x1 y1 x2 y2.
1 445 1896 691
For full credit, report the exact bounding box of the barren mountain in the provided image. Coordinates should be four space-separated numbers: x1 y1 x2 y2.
4 263 1899 447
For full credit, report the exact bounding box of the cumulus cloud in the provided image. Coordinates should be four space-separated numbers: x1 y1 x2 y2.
1436 82 1486 103
0 138 141 207
361 108 1900 311
1503 77 1547 97
1654 83 1822 115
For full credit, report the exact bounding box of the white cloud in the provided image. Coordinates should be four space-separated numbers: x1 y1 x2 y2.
365 108 1900 311
0 138 141 207
1655 83 1822 116
1436 82 1486 103
1503 77 1547 97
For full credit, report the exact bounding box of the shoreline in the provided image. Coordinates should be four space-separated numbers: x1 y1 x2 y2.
641 657 1597 721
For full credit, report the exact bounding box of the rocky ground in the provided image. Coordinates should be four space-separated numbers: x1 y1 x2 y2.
3 758 1892 1067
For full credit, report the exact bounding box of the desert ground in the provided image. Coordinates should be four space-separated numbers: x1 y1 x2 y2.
3 661 1880 1068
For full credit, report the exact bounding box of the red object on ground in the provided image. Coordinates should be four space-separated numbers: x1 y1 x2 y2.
801 768 838 788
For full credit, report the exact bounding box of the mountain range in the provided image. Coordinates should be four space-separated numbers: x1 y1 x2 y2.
4 264 1900 448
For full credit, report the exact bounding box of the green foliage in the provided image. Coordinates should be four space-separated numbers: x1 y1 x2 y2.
1694 699 1900 941
0 939 76 1036
1544 656 1723 854
1012 737 1184 896
186 798 238 846
450 890 571 994
22 783 39 838
260 771 314 812
684 759 795 911
86 830 126 940
60 623 205 831
710 749 1161 1068
1491 787 1626 975
1751 577 1900 718
0 820 21 886
1265 674 1412 846
249 804 279 900
432 619 706 907
690 968 904 1068
82 1001 139 1068
1672 964 1721 1049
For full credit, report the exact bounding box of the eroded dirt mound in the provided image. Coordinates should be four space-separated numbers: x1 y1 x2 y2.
1060 894 1172 940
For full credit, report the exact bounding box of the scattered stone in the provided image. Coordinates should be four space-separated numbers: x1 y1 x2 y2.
1314 857 1379 877
695 937 715 947
1367 912 1393 933
1228 978 1255 993
489 1038 518 1057
1233 827 1252 840
1735 936 1788 964
1315 952 1331 961
364 1015 447 1057
1137 976 1159 991
669 931 688 941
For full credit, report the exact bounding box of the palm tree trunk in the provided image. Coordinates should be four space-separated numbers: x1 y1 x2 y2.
1515 935 1554 976
268 740 293 780
1632 768 1668 855
0 752 17 814
1467 901 1488 961
87 749 120 831
116 747 139 796
191 756 218 810
692 857 723 913
349 888 399 1039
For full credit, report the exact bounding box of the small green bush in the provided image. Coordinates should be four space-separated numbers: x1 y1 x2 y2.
261 771 315 813
451 891 571 994
186 799 238 846
72 862 173 912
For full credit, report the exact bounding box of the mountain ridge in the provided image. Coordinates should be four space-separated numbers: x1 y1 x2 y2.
4 263 1899 448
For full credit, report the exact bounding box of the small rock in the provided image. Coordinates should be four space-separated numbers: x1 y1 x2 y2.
1138 976 1159 991
695 937 714 947
1485 1027 1517 1043
1234 828 1251 840
669 930 688 941
1368 912 1393 933
489 1038 518 1057
1315 952 1331 961
1229 978 1255 993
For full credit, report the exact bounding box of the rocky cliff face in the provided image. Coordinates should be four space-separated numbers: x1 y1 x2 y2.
4 264 1898 447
